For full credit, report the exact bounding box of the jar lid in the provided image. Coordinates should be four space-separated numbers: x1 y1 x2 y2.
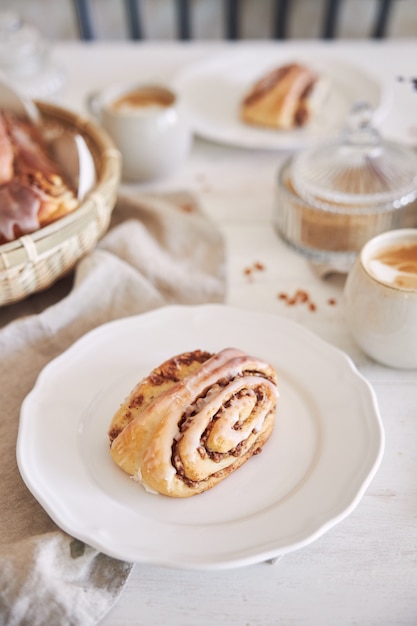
291 102 417 210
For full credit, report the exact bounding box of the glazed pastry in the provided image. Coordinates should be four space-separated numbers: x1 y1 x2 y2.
0 111 78 244
108 347 279 498
241 62 326 130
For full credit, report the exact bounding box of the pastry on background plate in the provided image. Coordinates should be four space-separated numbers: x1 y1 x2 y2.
0 111 78 244
108 347 279 498
241 62 328 130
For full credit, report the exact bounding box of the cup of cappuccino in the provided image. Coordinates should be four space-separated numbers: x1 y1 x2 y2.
344 229 417 368
87 82 192 182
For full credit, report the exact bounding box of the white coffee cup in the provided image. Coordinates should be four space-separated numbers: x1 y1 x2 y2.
87 82 192 182
344 228 417 369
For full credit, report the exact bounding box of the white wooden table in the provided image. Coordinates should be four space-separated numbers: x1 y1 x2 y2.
7 40 417 625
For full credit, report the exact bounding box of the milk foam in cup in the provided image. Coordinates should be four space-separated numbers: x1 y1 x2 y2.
367 242 417 291
344 229 417 369
87 82 192 182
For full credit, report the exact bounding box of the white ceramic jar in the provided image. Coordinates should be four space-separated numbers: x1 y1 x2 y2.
88 82 192 182
344 228 417 369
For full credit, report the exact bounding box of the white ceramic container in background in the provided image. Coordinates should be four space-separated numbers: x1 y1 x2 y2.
87 82 192 182
344 228 417 369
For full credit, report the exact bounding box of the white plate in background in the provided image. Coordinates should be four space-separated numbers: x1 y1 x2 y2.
173 50 384 150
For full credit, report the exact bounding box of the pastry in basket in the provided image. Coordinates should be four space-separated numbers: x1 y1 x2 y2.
0 111 78 244
241 62 327 130
108 347 279 498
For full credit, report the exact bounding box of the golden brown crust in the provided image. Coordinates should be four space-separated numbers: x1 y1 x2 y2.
108 349 213 444
108 348 278 498
241 62 320 130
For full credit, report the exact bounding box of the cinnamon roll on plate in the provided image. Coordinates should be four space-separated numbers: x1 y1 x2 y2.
108 347 279 498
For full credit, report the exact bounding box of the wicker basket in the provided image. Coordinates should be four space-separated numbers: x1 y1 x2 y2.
0 101 121 307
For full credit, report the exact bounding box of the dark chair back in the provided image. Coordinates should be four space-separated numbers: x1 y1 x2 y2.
72 0 397 41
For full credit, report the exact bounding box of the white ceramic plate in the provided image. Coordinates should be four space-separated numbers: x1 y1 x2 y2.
17 304 384 570
173 50 383 150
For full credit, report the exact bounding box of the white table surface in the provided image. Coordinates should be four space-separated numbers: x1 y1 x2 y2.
5 40 417 625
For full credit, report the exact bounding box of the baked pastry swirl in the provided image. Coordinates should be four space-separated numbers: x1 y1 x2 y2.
241 62 326 130
108 347 279 498
0 111 78 244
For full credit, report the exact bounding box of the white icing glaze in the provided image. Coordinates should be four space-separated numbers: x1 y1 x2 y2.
137 348 278 494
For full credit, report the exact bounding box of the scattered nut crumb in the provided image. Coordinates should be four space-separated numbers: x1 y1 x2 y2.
294 289 309 303
277 288 317 312
277 290 338 312
243 261 266 280
178 202 195 213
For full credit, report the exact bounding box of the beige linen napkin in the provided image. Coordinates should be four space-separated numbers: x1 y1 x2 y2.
0 191 226 626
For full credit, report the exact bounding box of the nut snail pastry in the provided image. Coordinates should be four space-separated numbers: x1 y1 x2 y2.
108 347 279 498
241 62 327 130
0 111 78 244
